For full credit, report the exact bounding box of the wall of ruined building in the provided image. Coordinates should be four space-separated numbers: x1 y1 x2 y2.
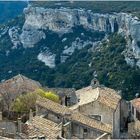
36 105 62 123
76 101 113 125
113 102 120 138
47 113 61 124
128 120 140 139
120 100 129 131
36 106 48 116
71 122 104 139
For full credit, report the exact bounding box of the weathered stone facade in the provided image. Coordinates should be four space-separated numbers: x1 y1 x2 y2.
34 96 112 139
71 82 129 138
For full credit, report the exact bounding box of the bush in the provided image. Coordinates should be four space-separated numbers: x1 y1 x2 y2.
35 88 60 103
44 91 60 103
11 92 37 113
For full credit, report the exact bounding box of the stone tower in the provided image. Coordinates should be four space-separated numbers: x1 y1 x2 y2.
90 78 100 89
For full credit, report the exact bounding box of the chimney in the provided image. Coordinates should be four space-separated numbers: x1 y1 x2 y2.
29 109 33 122
36 105 39 116
1 128 6 136
17 118 22 133
0 112 2 121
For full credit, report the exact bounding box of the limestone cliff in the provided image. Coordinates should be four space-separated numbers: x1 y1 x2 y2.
8 5 140 68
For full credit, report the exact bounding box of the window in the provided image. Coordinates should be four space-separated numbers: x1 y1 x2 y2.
94 80 97 85
84 128 88 133
83 128 88 139
78 98 80 102
65 96 71 106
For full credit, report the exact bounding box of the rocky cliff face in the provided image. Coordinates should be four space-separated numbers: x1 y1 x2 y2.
8 5 140 68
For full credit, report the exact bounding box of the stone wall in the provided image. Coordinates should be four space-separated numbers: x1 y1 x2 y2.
71 122 104 139
128 120 140 139
75 101 113 125
113 102 120 138
120 100 129 131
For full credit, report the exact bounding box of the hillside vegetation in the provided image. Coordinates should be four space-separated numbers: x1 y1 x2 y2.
32 1 140 18
0 2 140 100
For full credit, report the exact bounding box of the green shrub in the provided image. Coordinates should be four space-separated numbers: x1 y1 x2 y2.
35 88 60 103
11 92 37 113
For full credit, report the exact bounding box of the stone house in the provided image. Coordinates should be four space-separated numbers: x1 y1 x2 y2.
0 112 17 139
34 96 112 139
23 116 62 139
0 74 41 112
45 87 77 106
127 98 140 138
130 98 140 121
70 78 129 138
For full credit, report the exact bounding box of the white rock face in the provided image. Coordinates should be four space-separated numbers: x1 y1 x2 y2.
62 38 67 42
8 27 21 49
61 38 93 63
18 5 140 67
0 26 9 38
20 25 46 48
37 51 56 68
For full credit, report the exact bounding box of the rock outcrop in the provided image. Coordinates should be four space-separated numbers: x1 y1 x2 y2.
37 50 56 68
10 5 140 68
8 26 21 49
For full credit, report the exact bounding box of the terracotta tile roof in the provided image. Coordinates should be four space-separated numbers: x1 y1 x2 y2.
25 116 61 139
131 98 140 112
75 86 121 110
36 97 112 134
98 87 121 110
0 74 41 96
0 74 41 110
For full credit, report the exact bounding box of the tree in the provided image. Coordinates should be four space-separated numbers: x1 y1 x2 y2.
11 92 37 113
35 88 60 103
11 88 60 113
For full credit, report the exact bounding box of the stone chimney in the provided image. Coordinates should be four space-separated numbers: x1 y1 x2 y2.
17 118 22 133
36 105 39 116
1 128 6 136
29 109 33 122
0 112 2 121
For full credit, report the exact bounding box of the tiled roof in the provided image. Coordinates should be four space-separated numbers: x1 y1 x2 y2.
0 136 14 139
0 74 41 110
25 116 61 139
98 87 121 110
131 98 140 112
0 74 41 96
75 86 121 110
0 74 41 93
36 97 112 134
